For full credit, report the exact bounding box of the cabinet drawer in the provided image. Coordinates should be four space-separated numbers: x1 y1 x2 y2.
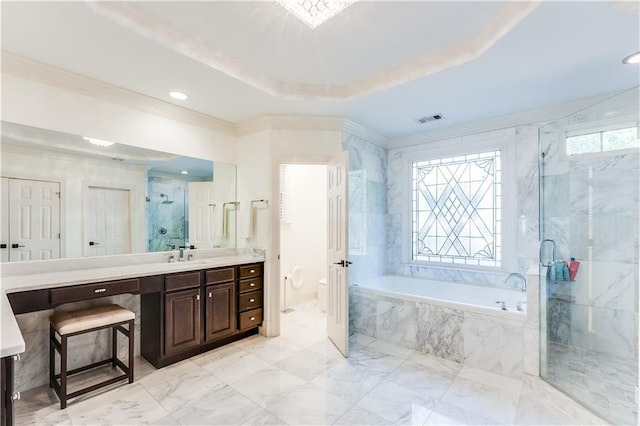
50 279 140 304
238 290 262 312
205 267 235 285
238 308 262 331
239 277 263 293
165 272 201 292
239 264 262 279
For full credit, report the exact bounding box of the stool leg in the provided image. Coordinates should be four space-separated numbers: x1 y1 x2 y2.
128 320 134 384
60 335 67 410
49 324 55 388
112 325 117 368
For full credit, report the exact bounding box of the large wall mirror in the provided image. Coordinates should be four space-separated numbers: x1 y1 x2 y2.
0 121 237 262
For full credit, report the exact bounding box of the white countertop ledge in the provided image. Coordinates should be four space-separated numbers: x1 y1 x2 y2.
1 292 25 357
0 250 264 357
2 254 263 293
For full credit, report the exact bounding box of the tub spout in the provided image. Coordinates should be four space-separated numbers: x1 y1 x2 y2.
505 272 527 292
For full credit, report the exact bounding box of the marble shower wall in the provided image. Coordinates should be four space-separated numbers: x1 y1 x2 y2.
147 174 188 252
349 287 524 378
386 126 540 289
342 133 387 285
540 125 639 360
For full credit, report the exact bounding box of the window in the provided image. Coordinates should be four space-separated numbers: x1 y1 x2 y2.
566 126 638 155
412 150 502 268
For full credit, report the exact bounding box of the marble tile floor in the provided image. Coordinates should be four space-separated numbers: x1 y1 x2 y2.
16 302 609 426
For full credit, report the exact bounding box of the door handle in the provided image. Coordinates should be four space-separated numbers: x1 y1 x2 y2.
333 260 345 267
89 241 100 246
0 244 6 249
333 260 353 267
11 244 25 249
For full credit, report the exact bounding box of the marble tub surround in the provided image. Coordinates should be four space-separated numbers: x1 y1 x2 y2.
350 286 526 377
386 126 540 289
14 304 606 426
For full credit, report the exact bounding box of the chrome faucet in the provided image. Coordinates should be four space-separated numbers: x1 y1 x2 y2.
505 272 527 292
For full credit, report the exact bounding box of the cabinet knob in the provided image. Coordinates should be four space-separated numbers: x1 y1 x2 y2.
12 354 20 362
249 283 255 287
250 269 255 273
249 317 256 321
94 288 107 293
196 295 200 301
249 298 255 303
208 292 212 298
11 392 20 401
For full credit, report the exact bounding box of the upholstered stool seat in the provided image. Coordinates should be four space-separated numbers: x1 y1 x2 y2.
49 304 135 409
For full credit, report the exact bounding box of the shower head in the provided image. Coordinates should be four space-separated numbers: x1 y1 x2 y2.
160 194 173 204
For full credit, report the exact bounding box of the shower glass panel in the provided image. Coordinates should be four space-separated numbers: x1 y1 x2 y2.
539 87 639 425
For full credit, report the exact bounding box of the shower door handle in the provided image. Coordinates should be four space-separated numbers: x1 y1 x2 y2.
89 241 100 246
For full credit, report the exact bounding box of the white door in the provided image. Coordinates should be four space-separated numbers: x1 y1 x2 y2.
1 178 10 262
327 151 349 357
8 178 60 261
188 181 216 249
85 187 130 256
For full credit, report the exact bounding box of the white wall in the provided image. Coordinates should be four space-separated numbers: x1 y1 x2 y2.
1 143 147 257
280 164 327 307
1 74 236 164
236 127 343 335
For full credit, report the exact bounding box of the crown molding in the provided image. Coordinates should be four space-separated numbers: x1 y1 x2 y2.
387 91 622 150
343 119 388 149
236 115 347 136
90 1 540 101
1 51 236 135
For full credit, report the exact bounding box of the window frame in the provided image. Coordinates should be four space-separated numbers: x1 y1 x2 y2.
401 133 517 273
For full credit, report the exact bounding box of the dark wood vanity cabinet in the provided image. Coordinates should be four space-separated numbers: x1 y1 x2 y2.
205 267 236 341
164 287 202 357
141 262 264 368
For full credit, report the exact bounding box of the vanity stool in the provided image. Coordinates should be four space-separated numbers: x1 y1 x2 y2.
49 304 135 409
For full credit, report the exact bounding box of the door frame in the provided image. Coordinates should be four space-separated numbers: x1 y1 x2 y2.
1 175 65 258
266 155 335 338
82 181 138 257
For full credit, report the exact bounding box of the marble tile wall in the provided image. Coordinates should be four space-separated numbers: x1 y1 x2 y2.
349 287 523 377
342 133 387 286
386 126 540 290
147 175 188 252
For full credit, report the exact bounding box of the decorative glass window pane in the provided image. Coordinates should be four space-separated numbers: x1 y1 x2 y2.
412 150 502 267
566 126 638 155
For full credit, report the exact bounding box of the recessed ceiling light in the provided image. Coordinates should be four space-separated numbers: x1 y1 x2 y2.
83 136 114 147
168 91 188 100
622 51 640 64
180 170 189 175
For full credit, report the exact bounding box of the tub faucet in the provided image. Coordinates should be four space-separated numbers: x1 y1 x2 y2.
505 272 527 292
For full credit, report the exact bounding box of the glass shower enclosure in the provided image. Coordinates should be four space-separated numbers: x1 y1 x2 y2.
539 87 639 425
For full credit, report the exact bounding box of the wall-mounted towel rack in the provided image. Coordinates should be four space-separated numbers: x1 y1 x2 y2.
251 199 269 205
223 201 240 208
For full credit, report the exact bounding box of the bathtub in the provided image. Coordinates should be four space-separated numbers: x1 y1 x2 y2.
354 275 527 319
349 275 526 377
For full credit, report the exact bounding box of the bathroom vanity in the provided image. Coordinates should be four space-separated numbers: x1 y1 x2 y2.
0 252 264 425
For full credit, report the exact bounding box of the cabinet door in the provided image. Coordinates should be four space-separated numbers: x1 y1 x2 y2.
205 283 236 341
164 288 201 357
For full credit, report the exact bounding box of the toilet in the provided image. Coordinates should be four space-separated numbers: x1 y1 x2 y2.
317 278 327 312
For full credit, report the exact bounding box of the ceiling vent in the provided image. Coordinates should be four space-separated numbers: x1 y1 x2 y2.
415 114 443 124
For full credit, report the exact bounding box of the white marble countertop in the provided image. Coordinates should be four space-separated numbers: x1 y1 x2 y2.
1 291 25 358
1 255 263 293
0 250 265 357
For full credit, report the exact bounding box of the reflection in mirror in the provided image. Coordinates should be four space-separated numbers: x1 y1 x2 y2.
0 122 237 261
